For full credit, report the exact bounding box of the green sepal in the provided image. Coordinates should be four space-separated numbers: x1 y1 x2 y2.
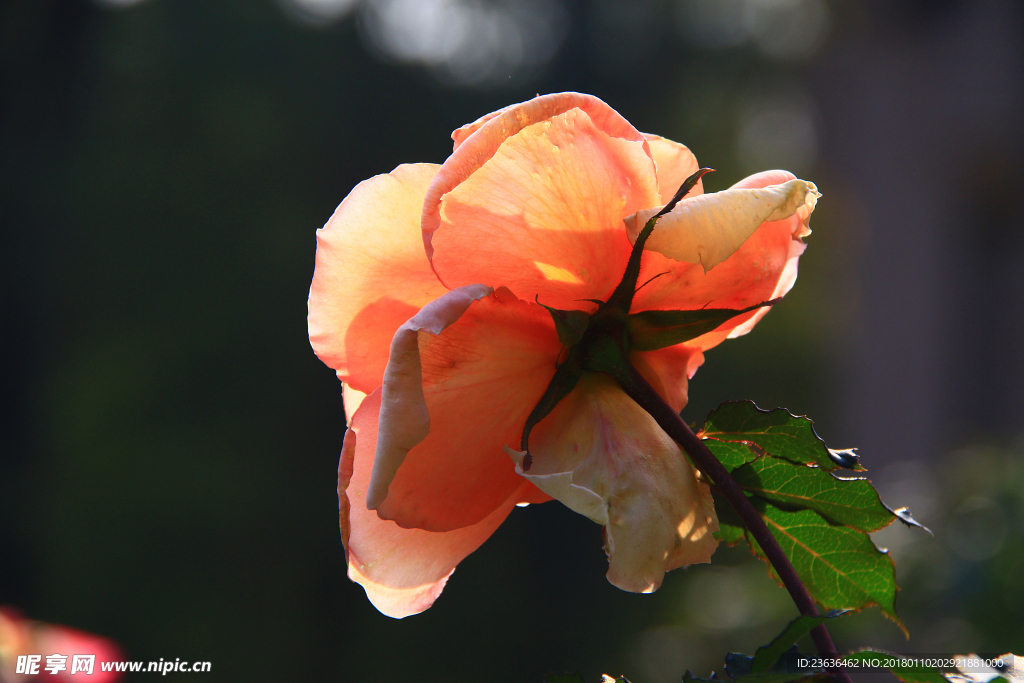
628 302 777 352
518 348 584 459
731 455 896 532
751 612 849 674
538 299 591 347
700 401 862 471
604 167 713 314
843 651 948 683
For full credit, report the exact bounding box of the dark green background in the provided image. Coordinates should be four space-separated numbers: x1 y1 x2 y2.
3 1 1022 681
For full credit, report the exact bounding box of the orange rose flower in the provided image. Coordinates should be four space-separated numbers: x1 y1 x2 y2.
308 93 818 618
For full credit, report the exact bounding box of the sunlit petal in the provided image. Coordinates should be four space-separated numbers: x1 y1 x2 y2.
643 133 705 204
424 92 661 310
340 391 539 618
372 287 562 531
631 171 817 349
308 164 450 394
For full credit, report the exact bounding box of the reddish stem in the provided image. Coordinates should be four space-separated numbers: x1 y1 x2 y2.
606 358 853 683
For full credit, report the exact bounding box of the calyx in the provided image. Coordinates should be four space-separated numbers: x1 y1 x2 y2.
519 168 776 464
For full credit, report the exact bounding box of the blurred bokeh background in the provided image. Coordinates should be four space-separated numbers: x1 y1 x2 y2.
2 0 1022 681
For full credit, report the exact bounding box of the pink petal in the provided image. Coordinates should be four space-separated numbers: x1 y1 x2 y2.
340 391 535 618
423 93 661 311
510 374 719 593
631 170 817 350
308 164 450 394
372 287 563 531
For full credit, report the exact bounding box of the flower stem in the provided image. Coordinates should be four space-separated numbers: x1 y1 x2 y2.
606 357 852 683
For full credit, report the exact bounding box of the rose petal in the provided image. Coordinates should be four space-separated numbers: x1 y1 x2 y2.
625 178 818 272
510 374 719 593
340 390 535 618
721 170 812 339
308 163 450 394
644 133 705 204
367 283 494 511
343 384 367 425
372 287 563 531
630 171 817 349
424 93 661 311
632 345 705 414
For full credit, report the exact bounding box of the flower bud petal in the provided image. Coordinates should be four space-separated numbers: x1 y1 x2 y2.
625 179 820 272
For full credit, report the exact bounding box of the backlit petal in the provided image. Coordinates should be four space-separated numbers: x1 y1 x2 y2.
424 93 661 310
308 164 449 394
343 384 367 425
340 391 535 618
632 345 705 414
373 287 563 531
631 171 818 349
368 284 494 511
511 374 719 593
644 134 705 204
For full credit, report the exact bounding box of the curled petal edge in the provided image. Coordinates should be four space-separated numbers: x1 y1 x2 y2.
625 179 820 272
366 283 493 510
504 445 609 525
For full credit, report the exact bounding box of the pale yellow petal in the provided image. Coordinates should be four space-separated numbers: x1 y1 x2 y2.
515 374 719 593
626 178 819 272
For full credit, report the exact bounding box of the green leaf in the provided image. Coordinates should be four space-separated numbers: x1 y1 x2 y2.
892 506 933 534
743 502 901 627
700 401 860 471
731 456 895 532
844 651 948 683
537 300 591 347
711 492 747 544
705 439 763 472
751 612 848 674
628 302 775 352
